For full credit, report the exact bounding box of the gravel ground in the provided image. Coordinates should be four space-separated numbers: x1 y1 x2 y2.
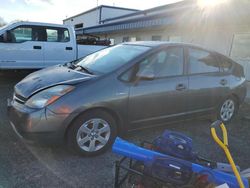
0 71 249 188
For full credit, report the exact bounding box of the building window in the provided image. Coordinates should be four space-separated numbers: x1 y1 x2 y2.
152 35 162 41
169 36 182 42
230 33 250 59
136 36 141 41
122 36 129 42
75 23 84 29
131 37 136 42
110 38 115 45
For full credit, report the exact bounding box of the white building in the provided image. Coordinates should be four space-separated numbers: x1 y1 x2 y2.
72 0 250 80
63 5 138 29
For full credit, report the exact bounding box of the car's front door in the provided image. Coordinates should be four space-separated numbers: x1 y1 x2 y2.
128 46 189 129
186 47 228 116
0 25 44 69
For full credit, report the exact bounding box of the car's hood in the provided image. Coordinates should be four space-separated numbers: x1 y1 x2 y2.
15 65 94 98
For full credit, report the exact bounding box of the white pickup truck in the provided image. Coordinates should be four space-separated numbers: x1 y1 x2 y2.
0 21 106 69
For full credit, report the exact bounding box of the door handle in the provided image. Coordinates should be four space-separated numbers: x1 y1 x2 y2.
33 46 42 49
220 79 227 86
176 83 186 91
66 47 73 50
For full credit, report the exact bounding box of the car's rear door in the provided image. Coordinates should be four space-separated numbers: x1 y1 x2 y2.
186 47 229 116
128 46 189 129
43 27 75 67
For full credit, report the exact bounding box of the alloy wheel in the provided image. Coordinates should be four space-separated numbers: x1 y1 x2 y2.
220 99 235 122
76 118 111 152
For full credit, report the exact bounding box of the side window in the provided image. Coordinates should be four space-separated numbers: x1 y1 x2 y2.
188 48 220 74
32 27 46 41
122 36 129 42
218 56 232 72
120 68 135 82
137 47 184 78
46 29 58 42
152 35 162 41
62 29 70 42
8 26 45 43
46 28 70 42
11 27 32 43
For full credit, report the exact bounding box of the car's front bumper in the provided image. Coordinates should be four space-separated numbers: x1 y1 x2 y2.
7 99 69 144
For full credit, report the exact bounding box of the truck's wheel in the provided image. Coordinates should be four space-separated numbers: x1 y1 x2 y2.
67 110 117 156
217 96 239 123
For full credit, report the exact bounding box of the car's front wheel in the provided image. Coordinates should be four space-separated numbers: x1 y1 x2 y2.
218 97 238 123
67 110 117 156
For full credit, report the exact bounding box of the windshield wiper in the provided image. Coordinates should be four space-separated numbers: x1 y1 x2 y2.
65 62 77 69
75 65 94 75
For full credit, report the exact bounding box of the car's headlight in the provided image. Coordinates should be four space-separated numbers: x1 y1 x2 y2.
25 85 74 109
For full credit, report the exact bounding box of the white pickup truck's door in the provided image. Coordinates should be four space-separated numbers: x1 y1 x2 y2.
0 26 44 69
43 27 75 66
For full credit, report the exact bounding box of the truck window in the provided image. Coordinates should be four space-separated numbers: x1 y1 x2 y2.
11 27 32 43
7 26 45 43
46 29 58 42
32 27 46 41
46 28 70 42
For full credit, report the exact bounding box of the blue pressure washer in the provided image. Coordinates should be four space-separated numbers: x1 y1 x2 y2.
112 121 249 188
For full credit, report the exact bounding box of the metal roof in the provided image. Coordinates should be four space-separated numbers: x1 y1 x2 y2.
76 13 176 35
101 0 191 23
75 0 250 35
63 5 139 22
75 1 196 35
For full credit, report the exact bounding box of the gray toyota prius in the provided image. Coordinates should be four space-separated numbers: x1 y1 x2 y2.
8 42 247 156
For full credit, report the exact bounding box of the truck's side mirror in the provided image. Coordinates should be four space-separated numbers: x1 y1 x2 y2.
3 30 12 43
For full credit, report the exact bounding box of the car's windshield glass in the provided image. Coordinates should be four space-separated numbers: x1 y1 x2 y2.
76 44 150 74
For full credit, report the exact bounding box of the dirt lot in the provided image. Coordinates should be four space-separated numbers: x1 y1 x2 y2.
0 71 249 188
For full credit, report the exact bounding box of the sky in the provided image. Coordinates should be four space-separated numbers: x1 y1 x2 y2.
0 0 181 24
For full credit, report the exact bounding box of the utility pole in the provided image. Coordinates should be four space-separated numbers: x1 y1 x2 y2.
97 0 99 6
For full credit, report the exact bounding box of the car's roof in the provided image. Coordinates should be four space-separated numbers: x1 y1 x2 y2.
122 41 215 52
123 41 173 47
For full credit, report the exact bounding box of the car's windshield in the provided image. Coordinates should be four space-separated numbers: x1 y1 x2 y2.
76 44 150 74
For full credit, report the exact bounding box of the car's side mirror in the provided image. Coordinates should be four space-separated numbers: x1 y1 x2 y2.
136 69 155 80
3 30 12 43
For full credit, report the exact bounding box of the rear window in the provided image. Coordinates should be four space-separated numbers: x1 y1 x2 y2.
46 28 70 42
188 48 220 74
217 55 233 72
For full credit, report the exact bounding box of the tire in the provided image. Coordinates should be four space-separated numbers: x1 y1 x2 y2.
217 96 239 123
66 110 117 156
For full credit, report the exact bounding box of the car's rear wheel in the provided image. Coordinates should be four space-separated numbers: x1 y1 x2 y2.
67 110 117 156
218 96 238 123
